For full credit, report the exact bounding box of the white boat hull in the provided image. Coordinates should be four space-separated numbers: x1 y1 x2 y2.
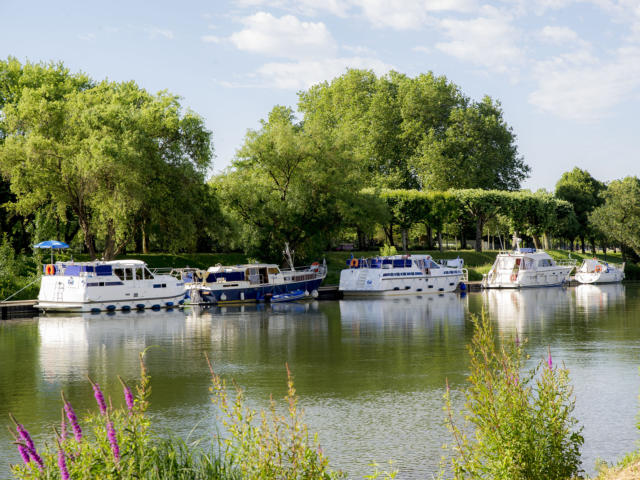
482 266 573 289
340 270 463 296
575 270 624 284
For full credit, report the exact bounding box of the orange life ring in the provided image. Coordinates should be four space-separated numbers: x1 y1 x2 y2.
45 264 56 275
510 272 518 282
595 265 602 273
350 258 359 268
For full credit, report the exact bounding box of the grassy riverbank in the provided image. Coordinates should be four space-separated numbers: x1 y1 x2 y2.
1 248 635 301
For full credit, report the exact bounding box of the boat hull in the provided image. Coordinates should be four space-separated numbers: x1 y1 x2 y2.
192 278 324 305
36 292 186 313
340 270 463 296
482 266 573 289
575 271 624 284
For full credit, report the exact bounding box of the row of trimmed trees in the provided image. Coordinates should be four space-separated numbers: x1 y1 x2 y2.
370 189 575 253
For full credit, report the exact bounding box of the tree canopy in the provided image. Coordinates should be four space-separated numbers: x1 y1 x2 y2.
0 58 214 259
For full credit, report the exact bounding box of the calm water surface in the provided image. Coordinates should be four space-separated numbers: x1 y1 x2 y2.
1 284 639 478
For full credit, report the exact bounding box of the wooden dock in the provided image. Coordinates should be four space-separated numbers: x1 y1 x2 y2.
0 300 38 320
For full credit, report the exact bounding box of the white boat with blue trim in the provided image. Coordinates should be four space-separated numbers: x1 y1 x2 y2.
36 259 186 313
339 254 465 296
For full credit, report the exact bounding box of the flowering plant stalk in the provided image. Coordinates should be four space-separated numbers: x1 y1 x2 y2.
442 310 584 480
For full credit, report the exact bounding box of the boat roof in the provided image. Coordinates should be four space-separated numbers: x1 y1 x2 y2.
55 259 148 267
207 263 279 272
496 249 552 259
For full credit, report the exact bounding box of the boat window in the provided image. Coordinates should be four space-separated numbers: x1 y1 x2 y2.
144 268 154 280
136 268 143 280
538 259 552 267
497 257 515 269
426 260 440 269
113 268 125 281
268 267 279 275
523 258 534 270
125 269 133 281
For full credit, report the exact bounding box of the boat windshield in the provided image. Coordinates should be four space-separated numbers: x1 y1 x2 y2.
497 257 516 270
538 258 553 267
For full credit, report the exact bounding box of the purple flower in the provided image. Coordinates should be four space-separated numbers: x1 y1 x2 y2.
17 444 30 466
106 421 120 462
119 376 134 413
547 347 553 370
89 377 108 415
58 448 70 480
515 331 520 347
15 423 35 453
63 399 83 442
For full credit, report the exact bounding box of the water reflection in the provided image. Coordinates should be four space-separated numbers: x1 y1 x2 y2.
481 287 573 335
574 284 626 314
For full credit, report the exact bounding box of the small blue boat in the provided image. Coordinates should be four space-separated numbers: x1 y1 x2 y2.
270 289 306 303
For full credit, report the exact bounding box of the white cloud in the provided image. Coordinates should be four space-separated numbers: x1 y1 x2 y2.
233 0 351 17
144 26 174 40
230 12 337 59
256 57 394 89
201 35 223 43
78 33 96 41
412 45 431 53
435 10 522 73
349 0 476 29
529 46 640 119
538 25 582 44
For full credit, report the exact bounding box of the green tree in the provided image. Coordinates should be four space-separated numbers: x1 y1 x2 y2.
590 176 640 259
555 167 605 253
413 97 528 191
0 61 212 259
216 105 363 261
455 190 509 252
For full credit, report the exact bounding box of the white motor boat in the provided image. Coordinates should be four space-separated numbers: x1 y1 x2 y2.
339 254 466 296
575 258 624 284
36 260 186 312
482 248 575 289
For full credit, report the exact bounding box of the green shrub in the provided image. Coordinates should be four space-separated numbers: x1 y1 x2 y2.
442 311 584 480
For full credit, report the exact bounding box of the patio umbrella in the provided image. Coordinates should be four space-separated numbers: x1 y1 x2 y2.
33 240 70 264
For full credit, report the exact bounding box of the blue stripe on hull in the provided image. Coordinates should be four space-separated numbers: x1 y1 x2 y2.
200 279 323 304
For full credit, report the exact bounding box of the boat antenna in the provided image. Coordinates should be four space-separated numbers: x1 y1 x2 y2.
283 243 295 271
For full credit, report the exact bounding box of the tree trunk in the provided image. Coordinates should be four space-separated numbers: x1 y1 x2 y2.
384 224 395 246
401 229 408 253
475 218 483 252
142 222 148 254
532 235 541 250
437 230 443 252
543 233 551 250
426 225 433 250
77 213 97 260
580 236 585 254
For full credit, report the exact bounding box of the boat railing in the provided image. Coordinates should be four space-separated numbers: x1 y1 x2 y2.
556 259 577 267
462 268 469 282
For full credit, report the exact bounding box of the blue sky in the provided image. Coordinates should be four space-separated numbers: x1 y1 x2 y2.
2 0 640 189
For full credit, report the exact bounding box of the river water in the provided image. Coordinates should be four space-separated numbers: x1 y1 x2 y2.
1 284 638 478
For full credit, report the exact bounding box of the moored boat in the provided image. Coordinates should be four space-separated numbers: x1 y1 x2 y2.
183 262 326 305
36 260 186 312
338 254 465 296
482 248 575 289
575 258 624 284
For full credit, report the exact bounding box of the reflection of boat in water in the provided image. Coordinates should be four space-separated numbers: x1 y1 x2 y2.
38 310 193 381
575 284 625 312
575 259 624 284
338 294 466 326
482 288 571 333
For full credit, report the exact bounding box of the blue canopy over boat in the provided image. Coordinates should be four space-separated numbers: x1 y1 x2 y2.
33 240 70 249
33 240 70 263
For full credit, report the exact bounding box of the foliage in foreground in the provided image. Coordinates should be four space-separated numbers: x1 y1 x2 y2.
442 311 584 480
8 350 345 479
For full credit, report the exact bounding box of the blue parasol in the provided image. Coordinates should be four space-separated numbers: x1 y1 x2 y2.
33 240 70 263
